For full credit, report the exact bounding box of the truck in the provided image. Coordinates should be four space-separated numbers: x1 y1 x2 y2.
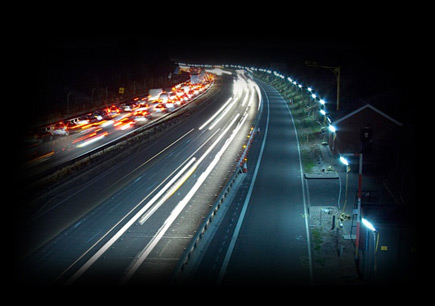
148 88 163 102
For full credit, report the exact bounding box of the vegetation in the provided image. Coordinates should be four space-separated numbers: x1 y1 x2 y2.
254 71 327 173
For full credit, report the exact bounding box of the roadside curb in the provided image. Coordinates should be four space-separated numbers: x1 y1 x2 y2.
304 172 339 179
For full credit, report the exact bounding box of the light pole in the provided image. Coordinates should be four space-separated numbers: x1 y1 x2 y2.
361 217 379 280
328 125 337 152
305 61 341 111
339 156 350 211
341 153 364 260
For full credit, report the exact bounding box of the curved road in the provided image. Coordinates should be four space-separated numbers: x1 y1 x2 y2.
184 80 313 285
15 73 260 285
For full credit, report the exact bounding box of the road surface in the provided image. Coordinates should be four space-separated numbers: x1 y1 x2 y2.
184 80 313 285
15 72 261 285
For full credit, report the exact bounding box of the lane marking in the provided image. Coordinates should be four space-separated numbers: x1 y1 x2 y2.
199 97 233 130
216 83 270 284
121 113 245 284
281 87 314 284
34 128 195 228
63 128 222 284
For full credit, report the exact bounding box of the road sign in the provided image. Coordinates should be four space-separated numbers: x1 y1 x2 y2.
119 87 125 94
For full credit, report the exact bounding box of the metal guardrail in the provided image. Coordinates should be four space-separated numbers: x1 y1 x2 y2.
24 83 216 184
171 166 245 283
171 78 265 283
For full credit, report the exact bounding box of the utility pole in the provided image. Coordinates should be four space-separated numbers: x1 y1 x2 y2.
305 61 341 111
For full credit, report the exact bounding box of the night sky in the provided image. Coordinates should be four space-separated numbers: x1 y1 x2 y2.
30 37 410 121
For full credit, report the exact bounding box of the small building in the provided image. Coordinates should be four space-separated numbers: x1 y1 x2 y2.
329 103 403 171
358 204 417 284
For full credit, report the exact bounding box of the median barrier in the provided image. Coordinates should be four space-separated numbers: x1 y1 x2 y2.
171 166 246 284
171 78 265 284
23 81 216 186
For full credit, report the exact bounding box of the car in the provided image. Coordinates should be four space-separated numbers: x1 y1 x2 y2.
52 122 69 136
133 109 150 123
159 93 169 103
153 103 166 113
74 127 108 148
107 105 121 117
113 117 134 130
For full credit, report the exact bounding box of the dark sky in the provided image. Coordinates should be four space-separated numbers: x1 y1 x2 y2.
25 31 412 127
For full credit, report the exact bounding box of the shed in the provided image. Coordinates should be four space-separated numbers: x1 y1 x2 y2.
329 104 403 167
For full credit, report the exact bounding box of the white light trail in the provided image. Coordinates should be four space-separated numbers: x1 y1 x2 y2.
199 97 233 130
121 113 244 283
66 157 197 285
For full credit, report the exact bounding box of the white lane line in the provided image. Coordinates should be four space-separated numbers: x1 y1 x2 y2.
216 83 270 285
121 113 244 284
136 127 222 225
65 158 197 285
199 97 233 130
65 127 224 284
282 89 313 284
41 128 195 229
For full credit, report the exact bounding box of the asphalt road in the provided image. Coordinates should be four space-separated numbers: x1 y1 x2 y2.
186 80 313 285
20 83 214 181
14 72 260 285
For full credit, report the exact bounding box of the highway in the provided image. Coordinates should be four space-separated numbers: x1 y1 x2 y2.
179 80 313 285
15 72 261 285
20 79 214 181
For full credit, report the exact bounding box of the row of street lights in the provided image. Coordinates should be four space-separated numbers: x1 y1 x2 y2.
254 68 337 131
222 64 380 277
253 67 376 262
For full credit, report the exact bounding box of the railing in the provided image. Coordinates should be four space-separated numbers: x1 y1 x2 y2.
171 166 246 284
23 82 216 184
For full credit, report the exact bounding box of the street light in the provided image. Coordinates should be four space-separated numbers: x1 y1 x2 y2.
341 153 364 260
339 156 351 211
339 156 349 166
361 217 379 276
362 218 376 232
305 61 341 110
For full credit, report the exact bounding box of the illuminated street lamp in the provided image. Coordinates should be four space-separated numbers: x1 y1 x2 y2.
341 153 364 260
362 218 376 232
362 217 379 277
328 125 337 151
305 61 341 110
339 156 351 211
339 156 349 166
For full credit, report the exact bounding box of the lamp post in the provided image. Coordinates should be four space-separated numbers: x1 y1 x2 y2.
361 217 379 280
328 125 337 152
341 153 363 260
305 61 341 111
339 156 350 211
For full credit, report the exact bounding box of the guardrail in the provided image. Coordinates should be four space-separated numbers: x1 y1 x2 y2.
24 81 216 184
171 77 265 284
171 166 245 283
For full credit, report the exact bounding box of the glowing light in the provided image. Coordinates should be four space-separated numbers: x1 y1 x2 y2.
339 156 349 166
362 218 376 231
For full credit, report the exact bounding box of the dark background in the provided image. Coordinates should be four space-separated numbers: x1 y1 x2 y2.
25 33 412 124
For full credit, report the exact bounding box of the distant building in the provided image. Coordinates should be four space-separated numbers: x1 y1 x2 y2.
329 103 403 171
